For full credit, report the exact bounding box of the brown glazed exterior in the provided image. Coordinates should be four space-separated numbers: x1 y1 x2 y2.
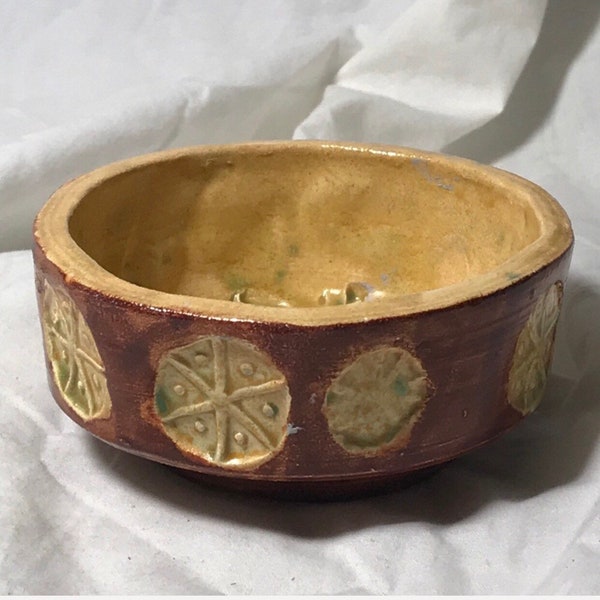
33 142 574 500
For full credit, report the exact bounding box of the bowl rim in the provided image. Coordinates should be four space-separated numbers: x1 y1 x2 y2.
34 140 574 326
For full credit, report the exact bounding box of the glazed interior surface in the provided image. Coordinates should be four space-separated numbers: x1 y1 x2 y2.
68 147 542 308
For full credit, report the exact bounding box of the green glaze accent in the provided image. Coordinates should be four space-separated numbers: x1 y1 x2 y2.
393 377 408 396
326 390 337 404
57 361 70 387
155 387 169 415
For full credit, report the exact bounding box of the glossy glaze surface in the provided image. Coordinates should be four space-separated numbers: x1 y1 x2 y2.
66 147 543 308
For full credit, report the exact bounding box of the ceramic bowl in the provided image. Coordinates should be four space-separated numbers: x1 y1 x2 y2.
33 141 573 500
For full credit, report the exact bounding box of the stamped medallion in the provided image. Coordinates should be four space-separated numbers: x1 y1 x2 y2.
508 282 563 415
154 336 291 469
41 280 111 420
323 347 428 455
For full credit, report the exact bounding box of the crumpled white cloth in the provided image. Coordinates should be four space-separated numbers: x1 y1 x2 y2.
1 0 600 594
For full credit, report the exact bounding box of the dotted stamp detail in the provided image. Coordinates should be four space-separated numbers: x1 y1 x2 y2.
154 335 291 469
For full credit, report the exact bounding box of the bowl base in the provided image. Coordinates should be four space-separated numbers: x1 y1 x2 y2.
170 465 444 502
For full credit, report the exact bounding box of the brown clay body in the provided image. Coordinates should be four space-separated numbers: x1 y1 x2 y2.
33 142 573 500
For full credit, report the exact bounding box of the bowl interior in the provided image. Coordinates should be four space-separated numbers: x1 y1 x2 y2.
68 146 542 308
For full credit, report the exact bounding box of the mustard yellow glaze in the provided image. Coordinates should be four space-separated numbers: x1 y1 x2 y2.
68 146 542 308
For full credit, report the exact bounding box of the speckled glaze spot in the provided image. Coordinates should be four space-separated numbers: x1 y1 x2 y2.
323 347 428 455
154 336 291 469
41 280 111 420
508 282 563 415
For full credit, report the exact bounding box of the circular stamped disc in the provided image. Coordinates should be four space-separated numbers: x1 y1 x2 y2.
508 282 563 415
323 346 428 455
154 336 291 469
41 280 112 421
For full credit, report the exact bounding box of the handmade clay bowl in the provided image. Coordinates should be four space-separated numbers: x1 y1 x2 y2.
33 141 573 500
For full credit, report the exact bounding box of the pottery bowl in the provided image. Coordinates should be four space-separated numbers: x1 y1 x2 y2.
33 142 573 499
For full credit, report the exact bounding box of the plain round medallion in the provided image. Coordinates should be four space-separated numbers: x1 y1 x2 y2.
323 346 429 455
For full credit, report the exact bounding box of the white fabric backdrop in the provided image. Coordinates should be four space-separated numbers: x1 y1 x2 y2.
1 0 599 594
